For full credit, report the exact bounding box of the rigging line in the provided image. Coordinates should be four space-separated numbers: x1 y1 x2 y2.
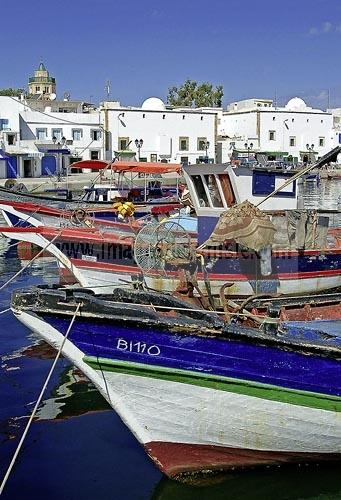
0 301 82 496
79 158 117 202
256 147 341 208
0 230 63 292
77 138 95 157
0 308 10 315
89 327 112 405
11 205 44 229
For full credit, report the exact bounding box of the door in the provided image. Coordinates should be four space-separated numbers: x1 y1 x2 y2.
6 156 17 178
23 159 33 177
41 155 57 176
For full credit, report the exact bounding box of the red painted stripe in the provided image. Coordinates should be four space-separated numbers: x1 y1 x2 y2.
1 226 134 245
68 258 341 282
70 259 140 274
145 441 341 478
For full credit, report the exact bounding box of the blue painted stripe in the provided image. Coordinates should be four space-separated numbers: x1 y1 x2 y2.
41 314 341 397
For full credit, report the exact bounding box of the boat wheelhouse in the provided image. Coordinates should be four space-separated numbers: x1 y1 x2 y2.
183 163 297 245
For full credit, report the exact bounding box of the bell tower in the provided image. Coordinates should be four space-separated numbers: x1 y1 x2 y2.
28 62 56 97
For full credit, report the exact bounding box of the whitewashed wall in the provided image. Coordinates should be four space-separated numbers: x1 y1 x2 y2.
220 106 334 160
104 105 216 164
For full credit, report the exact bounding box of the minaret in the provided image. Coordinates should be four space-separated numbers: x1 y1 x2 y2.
28 62 56 97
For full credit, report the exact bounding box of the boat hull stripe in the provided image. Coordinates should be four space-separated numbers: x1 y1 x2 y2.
83 356 341 412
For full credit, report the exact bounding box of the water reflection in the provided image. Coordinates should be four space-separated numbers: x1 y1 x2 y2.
152 465 341 500
0 181 340 499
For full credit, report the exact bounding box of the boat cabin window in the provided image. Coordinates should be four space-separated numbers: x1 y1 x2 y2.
204 175 224 207
191 175 209 207
218 174 235 207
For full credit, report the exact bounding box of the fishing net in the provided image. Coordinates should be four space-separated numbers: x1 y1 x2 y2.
202 200 276 251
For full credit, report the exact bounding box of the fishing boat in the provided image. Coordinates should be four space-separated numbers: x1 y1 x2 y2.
0 160 182 210
1 148 341 297
11 285 341 481
0 199 186 236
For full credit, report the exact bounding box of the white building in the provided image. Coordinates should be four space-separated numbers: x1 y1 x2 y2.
101 97 216 164
0 95 217 179
218 97 334 164
0 96 102 178
329 107 341 148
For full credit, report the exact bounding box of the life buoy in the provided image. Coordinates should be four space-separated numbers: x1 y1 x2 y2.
70 208 87 225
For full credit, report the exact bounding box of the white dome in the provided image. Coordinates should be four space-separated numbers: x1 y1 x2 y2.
141 97 166 111
285 97 307 111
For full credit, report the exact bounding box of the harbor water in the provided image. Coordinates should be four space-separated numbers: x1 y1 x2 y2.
0 180 340 500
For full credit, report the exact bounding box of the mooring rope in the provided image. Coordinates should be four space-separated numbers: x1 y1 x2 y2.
0 308 10 315
0 301 82 496
0 230 63 292
4 240 21 250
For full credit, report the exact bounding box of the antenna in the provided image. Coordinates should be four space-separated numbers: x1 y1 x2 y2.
327 89 331 110
105 80 111 101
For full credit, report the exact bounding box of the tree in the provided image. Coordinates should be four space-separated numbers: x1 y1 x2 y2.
0 88 24 97
167 80 223 107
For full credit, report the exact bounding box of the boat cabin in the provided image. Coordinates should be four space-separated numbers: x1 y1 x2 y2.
182 163 297 244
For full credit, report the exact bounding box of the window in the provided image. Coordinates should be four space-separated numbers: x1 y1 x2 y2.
36 128 47 140
7 134 16 146
44 87 49 93
269 130 276 141
180 156 189 164
272 117 275 121
179 136 189 151
72 129 83 141
197 137 208 151
191 175 209 207
204 175 223 207
90 150 100 160
142 113 145 118
218 174 235 207
118 137 129 150
35 86 40 92
289 136 296 147
291 118 294 122
182 115 185 120
91 129 101 141
52 128 63 141
150 154 157 162
319 137 325 147
0 119 9 130
163 114 165 119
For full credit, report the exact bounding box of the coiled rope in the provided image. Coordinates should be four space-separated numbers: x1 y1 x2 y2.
0 301 82 495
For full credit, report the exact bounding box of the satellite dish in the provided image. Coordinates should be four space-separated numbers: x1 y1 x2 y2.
49 93 57 101
134 221 193 277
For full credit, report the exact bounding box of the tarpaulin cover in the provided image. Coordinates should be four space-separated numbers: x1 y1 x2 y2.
203 200 276 251
70 160 181 174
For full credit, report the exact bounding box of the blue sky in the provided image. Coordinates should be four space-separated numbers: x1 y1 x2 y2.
1 0 341 108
